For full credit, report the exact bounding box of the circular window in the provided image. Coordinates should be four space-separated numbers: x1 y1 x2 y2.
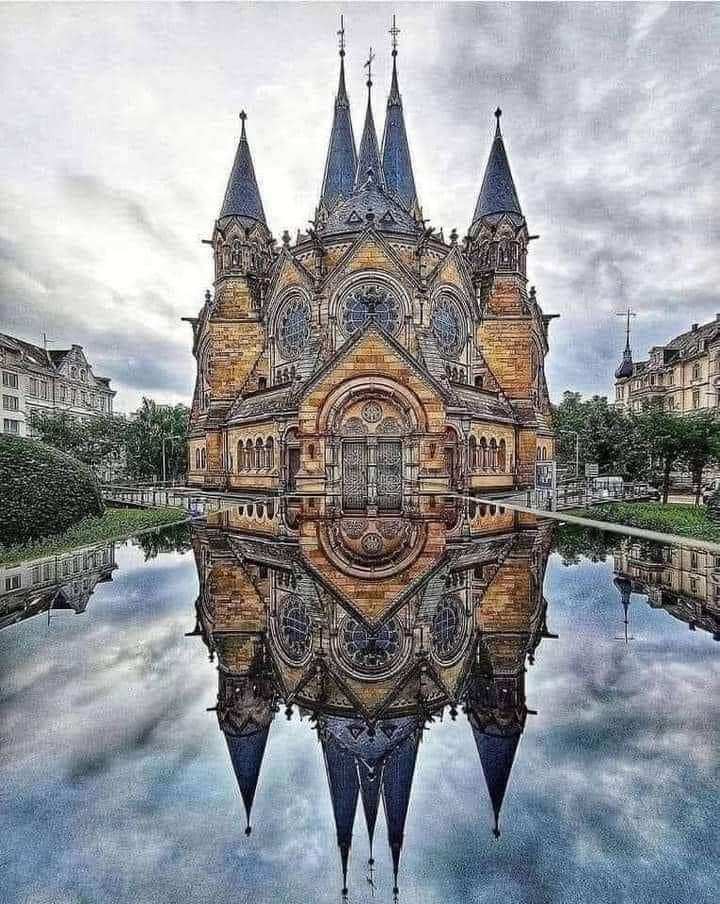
431 295 464 355
340 284 402 337
278 594 312 662
431 594 465 662
277 295 311 359
339 616 403 674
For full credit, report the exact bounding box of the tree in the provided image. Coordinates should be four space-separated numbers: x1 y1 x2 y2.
631 406 687 504
30 410 128 473
125 398 189 482
678 411 720 505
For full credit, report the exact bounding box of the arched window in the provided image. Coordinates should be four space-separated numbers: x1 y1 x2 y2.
489 438 498 470
195 448 200 469
245 439 253 469
265 437 274 469
258 377 267 390
308 442 315 460
479 437 488 470
201 448 206 469
255 438 264 469
475 375 483 389
469 436 477 471
237 441 244 472
498 439 506 471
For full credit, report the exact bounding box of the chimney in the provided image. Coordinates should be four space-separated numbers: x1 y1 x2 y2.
691 323 698 332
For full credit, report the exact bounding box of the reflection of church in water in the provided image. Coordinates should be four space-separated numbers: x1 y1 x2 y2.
190 495 556 898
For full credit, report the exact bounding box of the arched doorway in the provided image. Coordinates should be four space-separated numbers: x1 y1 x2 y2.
337 398 406 513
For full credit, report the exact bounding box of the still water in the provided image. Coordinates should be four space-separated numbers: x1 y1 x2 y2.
1 502 718 904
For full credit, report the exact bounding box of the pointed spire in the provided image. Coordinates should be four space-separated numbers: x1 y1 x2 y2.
381 733 420 897
224 725 270 835
615 308 635 378
471 726 521 838
219 111 267 225
358 759 382 861
472 108 523 225
354 47 385 190
320 16 358 210
381 16 418 212
323 735 360 897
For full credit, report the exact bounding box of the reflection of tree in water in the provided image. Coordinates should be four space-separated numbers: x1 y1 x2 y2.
553 524 613 565
132 523 192 561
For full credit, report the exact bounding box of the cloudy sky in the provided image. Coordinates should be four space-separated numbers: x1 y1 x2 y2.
1 2 718 412
2 536 718 903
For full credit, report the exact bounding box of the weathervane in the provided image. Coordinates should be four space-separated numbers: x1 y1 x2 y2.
337 13 345 56
390 14 400 56
364 46 375 87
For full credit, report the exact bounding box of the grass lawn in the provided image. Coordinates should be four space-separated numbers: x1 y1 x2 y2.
567 502 720 544
0 506 188 565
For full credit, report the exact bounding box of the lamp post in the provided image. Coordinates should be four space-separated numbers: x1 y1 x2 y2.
162 434 184 485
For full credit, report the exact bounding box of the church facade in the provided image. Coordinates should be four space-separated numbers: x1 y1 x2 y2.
185 32 555 506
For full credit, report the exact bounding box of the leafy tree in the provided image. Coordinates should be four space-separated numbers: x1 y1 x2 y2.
677 411 720 504
630 406 687 504
30 410 128 472
125 398 189 482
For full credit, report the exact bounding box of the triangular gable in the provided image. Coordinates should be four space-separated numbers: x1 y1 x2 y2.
322 227 419 295
264 250 315 314
426 246 477 311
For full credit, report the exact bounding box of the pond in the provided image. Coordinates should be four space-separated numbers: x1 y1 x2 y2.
1 502 718 904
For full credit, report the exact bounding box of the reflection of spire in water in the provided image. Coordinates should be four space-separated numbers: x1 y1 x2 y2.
613 576 634 643
225 726 270 835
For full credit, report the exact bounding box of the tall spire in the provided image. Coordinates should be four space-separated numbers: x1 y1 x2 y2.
224 725 270 835
381 16 418 212
471 726 521 838
354 47 385 189
358 758 382 863
322 734 360 898
320 16 358 210
381 733 420 898
219 111 267 225
615 308 635 378
472 108 523 225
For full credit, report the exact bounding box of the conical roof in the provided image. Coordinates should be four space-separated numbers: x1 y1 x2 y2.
381 732 420 894
323 734 360 895
471 726 521 837
381 56 418 212
355 80 385 190
472 109 523 226
224 724 270 834
320 53 357 209
219 112 267 225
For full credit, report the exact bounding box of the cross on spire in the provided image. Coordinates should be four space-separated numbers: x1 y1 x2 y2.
365 46 375 88
616 308 636 350
494 107 502 134
390 15 400 56
337 13 345 56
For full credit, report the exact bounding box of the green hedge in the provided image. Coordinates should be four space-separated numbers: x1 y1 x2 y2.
0 434 104 547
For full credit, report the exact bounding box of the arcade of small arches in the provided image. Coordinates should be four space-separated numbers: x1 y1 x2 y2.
233 436 276 472
468 435 509 473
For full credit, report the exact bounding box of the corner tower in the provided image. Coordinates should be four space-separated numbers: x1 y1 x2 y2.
187 112 274 488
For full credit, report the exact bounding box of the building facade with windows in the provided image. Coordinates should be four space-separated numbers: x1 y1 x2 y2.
614 314 720 414
0 334 115 436
186 34 555 507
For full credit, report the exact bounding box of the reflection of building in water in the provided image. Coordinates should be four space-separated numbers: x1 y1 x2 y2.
0 543 117 632
185 29 556 501
613 540 720 641
191 497 555 898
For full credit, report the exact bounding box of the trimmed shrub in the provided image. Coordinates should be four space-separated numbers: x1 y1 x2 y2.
0 435 104 547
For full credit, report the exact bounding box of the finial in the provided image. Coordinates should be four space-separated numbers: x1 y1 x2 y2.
239 109 247 138
337 14 345 57
245 823 252 836
204 289 211 304
494 107 502 135
364 46 375 88
281 229 291 248
390 14 400 57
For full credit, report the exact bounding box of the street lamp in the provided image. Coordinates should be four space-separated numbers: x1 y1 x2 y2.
162 434 184 485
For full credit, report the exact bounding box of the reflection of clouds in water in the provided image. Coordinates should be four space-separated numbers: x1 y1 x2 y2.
1 547 718 904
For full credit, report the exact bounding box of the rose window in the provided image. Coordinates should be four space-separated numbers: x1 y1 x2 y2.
278 594 312 662
340 284 401 337
339 616 403 674
431 594 465 661
431 296 464 355
277 296 311 359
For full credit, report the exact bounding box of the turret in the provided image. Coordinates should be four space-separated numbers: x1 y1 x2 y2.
380 17 419 215
318 16 358 221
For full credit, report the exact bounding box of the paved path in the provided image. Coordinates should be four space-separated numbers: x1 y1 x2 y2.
463 494 720 554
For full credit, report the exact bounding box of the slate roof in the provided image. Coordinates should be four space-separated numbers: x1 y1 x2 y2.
320 55 357 210
321 173 420 237
381 58 418 212
665 317 720 356
472 113 524 225
450 385 516 422
227 386 294 422
219 114 267 226
0 333 53 368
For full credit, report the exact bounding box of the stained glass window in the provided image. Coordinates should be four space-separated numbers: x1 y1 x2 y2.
339 617 402 674
431 295 464 355
277 296 311 359
431 594 464 661
279 594 312 662
340 284 401 337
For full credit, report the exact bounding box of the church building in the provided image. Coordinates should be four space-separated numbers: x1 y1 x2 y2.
185 23 555 507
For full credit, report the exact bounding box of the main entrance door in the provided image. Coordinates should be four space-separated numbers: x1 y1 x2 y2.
377 440 402 512
342 441 368 511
